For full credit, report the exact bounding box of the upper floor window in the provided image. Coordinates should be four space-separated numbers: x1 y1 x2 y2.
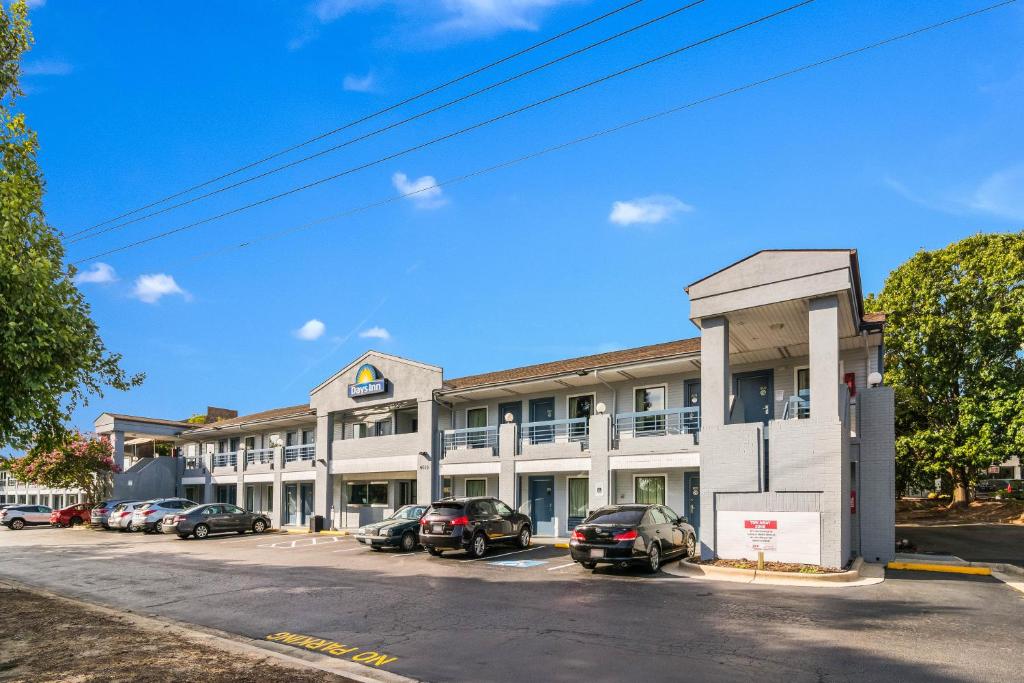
301 429 315 445
467 407 487 429
797 368 810 419
568 394 595 420
635 386 666 413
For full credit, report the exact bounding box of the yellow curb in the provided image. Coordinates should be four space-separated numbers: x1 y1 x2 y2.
887 561 991 576
553 543 570 549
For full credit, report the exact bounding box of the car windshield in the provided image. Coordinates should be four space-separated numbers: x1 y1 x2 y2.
585 508 645 526
390 505 426 520
426 502 465 518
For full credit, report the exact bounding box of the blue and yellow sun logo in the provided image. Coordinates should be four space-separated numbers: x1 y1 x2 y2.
355 364 380 384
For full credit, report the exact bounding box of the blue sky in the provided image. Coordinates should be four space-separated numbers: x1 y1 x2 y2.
16 0 1024 431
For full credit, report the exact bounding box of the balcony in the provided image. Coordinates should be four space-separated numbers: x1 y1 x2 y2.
613 407 700 455
212 451 238 472
441 426 498 463
245 447 276 472
518 418 589 460
284 444 315 468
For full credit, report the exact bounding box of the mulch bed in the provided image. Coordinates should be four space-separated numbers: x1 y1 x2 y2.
693 558 844 574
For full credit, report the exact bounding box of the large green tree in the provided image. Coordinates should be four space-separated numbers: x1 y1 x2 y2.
1 432 119 503
1 1 142 454
867 232 1024 505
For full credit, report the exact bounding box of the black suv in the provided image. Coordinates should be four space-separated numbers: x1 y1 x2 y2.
419 496 532 558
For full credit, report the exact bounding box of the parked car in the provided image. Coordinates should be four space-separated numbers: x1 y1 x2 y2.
90 499 135 528
419 497 532 558
569 504 697 573
355 504 428 551
50 502 94 527
162 503 270 539
131 498 197 533
1 505 53 530
107 500 152 532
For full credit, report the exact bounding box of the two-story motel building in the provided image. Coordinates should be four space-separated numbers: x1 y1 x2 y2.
94 250 896 567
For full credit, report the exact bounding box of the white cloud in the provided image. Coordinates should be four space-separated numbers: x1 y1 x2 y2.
295 318 326 341
74 262 117 285
21 59 72 77
392 171 447 209
359 326 391 340
609 195 693 227
132 273 188 304
343 71 377 93
967 165 1024 221
25 0 46 9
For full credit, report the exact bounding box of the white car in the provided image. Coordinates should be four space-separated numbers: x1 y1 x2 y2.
131 498 197 533
107 500 152 532
1 505 53 530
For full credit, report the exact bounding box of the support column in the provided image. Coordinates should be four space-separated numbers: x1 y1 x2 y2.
109 430 126 471
588 413 612 511
271 446 284 529
236 447 246 510
314 413 333 525
416 400 438 505
809 296 840 422
498 422 517 508
202 445 214 504
699 316 731 427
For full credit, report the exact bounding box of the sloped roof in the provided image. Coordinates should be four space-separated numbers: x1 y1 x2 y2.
102 414 196 428
184 404 315 434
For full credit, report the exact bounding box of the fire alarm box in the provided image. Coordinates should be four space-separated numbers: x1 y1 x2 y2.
844 372 857 397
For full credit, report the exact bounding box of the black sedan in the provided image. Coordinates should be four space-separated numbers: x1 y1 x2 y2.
161 503 271 539
569 504 697 572
354 504 428 551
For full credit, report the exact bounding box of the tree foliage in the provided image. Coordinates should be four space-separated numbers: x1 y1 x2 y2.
0 1 142 453
866 232 1024 504
0 432 120 503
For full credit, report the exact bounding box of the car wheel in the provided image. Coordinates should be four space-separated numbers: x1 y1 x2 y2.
10 519 24 530
517 525 531 549
177 534 190 540
126 521 136 532
646 542 661 573
468 533 488 559
685 533 697 558
252 520 267 534
581 561 597 570
194 524 209 539
70 516 83 527
400 531 416 552
427 546 443 556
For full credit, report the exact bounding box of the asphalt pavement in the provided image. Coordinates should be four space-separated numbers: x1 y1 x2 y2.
897 523 1024 566
0 526 1021 682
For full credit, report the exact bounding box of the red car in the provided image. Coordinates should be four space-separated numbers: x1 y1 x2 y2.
50 502 94 527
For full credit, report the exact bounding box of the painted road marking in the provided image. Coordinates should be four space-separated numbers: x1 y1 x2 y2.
460 546 538 563
259 536 345 549
546 561 578 571
489 559 548 568
332 547 364 553
265 632 398 668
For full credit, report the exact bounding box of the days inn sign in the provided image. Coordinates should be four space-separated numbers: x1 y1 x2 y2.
348 364 389 398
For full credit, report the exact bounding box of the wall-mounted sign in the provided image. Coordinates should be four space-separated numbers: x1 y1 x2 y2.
348 363 389 398
716 510 821 565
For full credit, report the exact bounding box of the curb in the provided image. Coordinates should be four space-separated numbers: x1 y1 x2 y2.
893 553 1024 577
887 561 991 576
665 556 883 587
281 529 351 536
0 577 417 683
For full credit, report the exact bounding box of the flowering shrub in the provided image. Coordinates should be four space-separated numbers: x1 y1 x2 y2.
0 433 120 502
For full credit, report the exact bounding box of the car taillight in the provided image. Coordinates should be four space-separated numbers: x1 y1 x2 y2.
449 515 469 526
570 529 585 542
98 509 108 514
142 510 155 516
613 529 638 541
419 518 429 526
172 515 185 523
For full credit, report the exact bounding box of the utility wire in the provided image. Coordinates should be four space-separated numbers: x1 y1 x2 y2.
69 0 708 245
72 0 816 264
172 0 1016 269
67 0 648 239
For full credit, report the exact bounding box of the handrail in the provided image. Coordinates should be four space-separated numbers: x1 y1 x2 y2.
520 417 588 447
442 426 498 453
212 451 238 468
245 447 275 465
614 407 700 437
284 444 315 462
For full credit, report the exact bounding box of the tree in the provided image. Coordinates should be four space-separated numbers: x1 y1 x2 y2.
866 232 1024 506
0 1 142 454
0 432 121 503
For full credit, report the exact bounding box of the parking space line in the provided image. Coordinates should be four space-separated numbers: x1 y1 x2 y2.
460 547 538 563
546 561 577 571
332 547 364 553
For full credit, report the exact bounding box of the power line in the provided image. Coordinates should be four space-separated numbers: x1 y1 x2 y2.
68 0 709 245
172 0 1016 270
72 0 817 264
66 0 648 239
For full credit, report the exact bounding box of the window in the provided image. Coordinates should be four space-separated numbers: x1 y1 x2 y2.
649 507 672 524
635 475 666 505
368 482 388 505
204 506 220 515
662 505 681 522
587 508 644 525
465 479 486 497
493 500 513 516
245 436 256 450
218 439 228 453
301 429 315 445
685 381 700 407
568 478 589 520
635 386 666 435
466 408 488 448
442 477 453 499
348 483 368 505
286 432 296 447
568 394 594 442
375 419 393 437
398 480 417 506
796 368 810 419
229 437 240 452
224 505 244 514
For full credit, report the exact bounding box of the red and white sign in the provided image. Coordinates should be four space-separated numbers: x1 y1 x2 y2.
743 519 778 551
717 511 821 565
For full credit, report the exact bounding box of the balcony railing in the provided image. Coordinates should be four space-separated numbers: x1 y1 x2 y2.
184 456 200 469
284 444 315 463
614 407 700 439
781 395 810 420
245 448 275 465
520 417 589 449
442 426 498 454
212 452 238 468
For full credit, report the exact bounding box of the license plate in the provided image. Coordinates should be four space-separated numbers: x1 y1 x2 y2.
589 549 605 559
432 524 443 534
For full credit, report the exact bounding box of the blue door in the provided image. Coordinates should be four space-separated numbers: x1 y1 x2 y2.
684 472 701 539
528 397 555 444
528 476 555 536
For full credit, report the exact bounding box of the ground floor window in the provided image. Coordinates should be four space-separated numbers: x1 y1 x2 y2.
398 480 417 506
348 481 388 506
568 477 589 525
215 485 237 505
442 477 453 499
634 475 666 505
465 479 486 497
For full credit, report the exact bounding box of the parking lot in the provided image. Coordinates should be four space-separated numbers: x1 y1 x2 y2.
1 526 1022 682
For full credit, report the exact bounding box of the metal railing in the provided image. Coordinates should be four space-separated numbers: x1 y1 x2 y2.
614 407 700 438
183 456 200 469
245 448 275 465
212 452 238 468
520 417 589 448
782 395 810 420
442 426 498 455
284 444 315 463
